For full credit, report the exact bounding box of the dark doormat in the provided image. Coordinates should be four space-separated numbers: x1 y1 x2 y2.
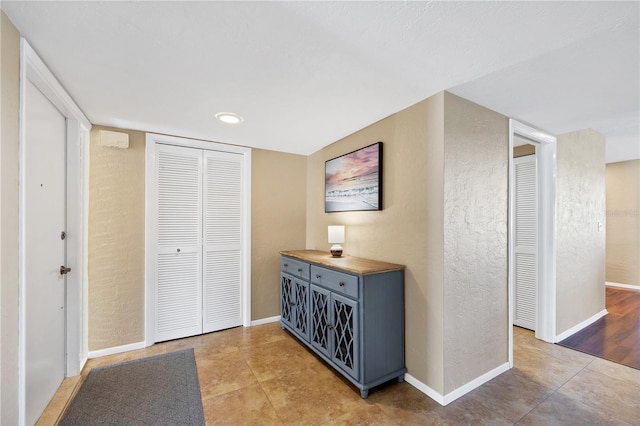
59 349 205 425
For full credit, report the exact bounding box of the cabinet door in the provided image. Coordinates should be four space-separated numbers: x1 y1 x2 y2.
292 279 310 340
281 273 295 329
331 293 359 380
310 284 331 357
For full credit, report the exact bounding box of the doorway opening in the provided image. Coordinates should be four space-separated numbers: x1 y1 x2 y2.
508 119 557 367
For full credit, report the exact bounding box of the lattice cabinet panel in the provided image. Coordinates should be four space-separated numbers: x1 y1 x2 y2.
280 274 294 329
310 285 331 358
292 279 310 340
331 293 359 379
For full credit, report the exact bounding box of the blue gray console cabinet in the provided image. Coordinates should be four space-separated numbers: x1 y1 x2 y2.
280 250 406 398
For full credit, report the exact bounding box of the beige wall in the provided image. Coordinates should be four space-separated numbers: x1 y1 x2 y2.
306 92 509 395
251 148 307 319
606 160 640 286
88 126 146 350
306 95 442 391
1 11 21 424
513 144 535 158
442 93 509 393
87 130 307 350
556 129 606 334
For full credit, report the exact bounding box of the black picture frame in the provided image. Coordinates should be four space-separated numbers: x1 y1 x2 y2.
325 142 383 213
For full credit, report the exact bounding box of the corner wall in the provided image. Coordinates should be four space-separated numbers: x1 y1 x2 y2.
442 92 509 393
556 129 606 335
306 95 444 392
1 11 21 424
605 159 640 287
306 92 509 397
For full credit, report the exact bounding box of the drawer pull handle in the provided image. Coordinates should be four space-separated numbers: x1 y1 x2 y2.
298 268 303 273
316 274 321 279
284 263 288 267
339 281 345 287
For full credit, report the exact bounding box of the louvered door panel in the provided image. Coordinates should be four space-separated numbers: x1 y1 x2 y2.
203 150 243 332
514 155 537 330
155 144 203 341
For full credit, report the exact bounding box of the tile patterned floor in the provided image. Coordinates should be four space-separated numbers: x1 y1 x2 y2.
39 324 640 425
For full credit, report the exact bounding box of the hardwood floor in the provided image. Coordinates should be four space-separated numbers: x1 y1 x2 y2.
558 286 640 369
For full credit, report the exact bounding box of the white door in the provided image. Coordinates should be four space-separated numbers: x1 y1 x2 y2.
514 155 537 330
203 150 243 332
153 144 244 341
155 144 203 342
24 79 67 425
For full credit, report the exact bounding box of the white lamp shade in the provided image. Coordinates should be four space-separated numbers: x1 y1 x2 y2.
328 225 345 244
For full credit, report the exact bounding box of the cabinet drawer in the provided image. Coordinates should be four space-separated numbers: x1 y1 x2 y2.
281 257 310 281
311 265 359 299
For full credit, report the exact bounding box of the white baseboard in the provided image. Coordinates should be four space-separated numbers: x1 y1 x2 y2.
404 373 445 405
405 362 510 406
88 341 146 359
554 309 608 343
606 281 640 291
442 362 510 405
251 315 281 326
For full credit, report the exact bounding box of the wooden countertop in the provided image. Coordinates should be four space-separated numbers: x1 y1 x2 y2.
280 250 405 276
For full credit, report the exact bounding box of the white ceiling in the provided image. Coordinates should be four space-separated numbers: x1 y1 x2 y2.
2 1 638 161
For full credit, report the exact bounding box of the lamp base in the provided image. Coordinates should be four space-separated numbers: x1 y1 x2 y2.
330 244 343 257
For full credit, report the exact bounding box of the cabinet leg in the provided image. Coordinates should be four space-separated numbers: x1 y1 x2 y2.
360 389 369 399
397 375 405 383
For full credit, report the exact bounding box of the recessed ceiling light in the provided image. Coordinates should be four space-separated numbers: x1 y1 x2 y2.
215 112 244 124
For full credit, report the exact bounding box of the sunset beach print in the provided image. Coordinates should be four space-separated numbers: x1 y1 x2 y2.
325 143 381 212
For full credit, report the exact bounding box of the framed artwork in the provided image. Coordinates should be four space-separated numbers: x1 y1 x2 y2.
325 142 383 213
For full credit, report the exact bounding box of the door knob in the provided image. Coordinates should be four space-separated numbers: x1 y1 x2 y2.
60 265 71 275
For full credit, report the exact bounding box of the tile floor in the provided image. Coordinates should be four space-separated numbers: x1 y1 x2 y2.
40 323 640 425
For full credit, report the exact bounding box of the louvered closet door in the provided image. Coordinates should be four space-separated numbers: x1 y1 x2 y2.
155 144 203 341
202 150 243 332
514 155 537 330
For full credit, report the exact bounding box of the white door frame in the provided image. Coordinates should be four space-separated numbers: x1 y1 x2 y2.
18 39 91 424
508 119 557 367
144 133 252 346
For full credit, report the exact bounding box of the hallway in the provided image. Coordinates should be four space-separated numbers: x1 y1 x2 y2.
39 323 639 425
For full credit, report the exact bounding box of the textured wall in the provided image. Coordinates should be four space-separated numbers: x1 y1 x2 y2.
606 160 639 287
556 129 606 334
88 126 146 350
1 11 21 424
251 149 307 319
442 92 509 394
306 96 445 393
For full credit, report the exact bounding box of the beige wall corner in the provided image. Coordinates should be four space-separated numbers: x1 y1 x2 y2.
556 129 607 335
1 10 21 425
605 159 640 287
306 94 446 394
442 92 509 394
88 125 146 351
251 148 307 320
